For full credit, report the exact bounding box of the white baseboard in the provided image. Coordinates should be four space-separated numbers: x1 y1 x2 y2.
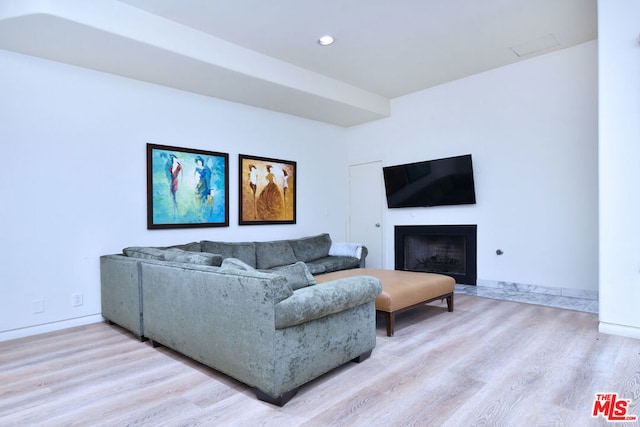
0 315 104 342
599 321 640 340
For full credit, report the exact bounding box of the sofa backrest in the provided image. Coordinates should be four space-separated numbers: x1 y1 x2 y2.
118 233 362 273
200 233 333 269
200 240 257 267
286 233 331 262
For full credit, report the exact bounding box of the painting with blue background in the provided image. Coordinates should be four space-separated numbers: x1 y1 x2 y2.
151 147 227 225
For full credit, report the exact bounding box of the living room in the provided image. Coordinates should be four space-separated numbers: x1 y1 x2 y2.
4 0 635 343
0 0 638 378
2 0 639 424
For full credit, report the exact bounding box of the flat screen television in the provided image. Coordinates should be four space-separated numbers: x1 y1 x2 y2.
383 154 476 208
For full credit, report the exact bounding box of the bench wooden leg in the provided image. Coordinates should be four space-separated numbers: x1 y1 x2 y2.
446 293 454 312
377 310 395 337
378 291 454 337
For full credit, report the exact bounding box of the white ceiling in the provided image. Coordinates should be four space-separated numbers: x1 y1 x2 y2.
0 0 597 126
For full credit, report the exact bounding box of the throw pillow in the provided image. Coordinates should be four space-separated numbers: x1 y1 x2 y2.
328 242 362 258
167 241 202 252
272 261 316 290
163 248 222 266
122 246 166 260
219 257 257 272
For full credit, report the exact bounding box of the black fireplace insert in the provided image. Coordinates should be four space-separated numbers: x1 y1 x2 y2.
395 225 477 284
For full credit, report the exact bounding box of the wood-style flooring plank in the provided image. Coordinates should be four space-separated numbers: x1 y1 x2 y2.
1 294 638 426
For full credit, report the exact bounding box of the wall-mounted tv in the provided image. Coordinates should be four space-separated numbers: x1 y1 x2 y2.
383 154 476 208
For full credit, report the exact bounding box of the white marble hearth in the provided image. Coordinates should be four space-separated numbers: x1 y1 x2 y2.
455 281 598 313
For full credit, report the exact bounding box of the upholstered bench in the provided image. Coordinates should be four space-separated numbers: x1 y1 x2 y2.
316 268 455 336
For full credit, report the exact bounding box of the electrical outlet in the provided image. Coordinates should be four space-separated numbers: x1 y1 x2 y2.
32 299 44 314
72 293 83 307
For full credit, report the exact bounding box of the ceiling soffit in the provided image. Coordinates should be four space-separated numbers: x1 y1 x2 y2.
0 0 390 127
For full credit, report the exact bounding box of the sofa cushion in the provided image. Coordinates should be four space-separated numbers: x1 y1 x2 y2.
163 248 222 266
287 233 331 262
307 256 360 273
303 263 327 275
255 241 298 269
219 257 256 272
222 258 312 291
272 262 316 290
122 246 166 260
201 241 257 268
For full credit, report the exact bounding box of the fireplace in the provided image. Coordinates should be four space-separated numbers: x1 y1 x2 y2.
395 225 477 284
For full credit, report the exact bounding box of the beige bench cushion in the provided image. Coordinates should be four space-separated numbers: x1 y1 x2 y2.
316 268 455 312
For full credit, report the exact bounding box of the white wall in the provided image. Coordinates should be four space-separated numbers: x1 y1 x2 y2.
0 39 604 341
347 42 598 293
598 1 640 339
0 50 348 340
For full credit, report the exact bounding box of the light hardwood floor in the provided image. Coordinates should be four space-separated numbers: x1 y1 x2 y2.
1 294 639 426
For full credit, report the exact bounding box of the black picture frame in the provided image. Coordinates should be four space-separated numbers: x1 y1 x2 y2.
239 154 296 225
147 143 229 229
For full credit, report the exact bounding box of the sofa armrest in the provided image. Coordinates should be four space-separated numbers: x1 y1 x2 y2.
359 246 368 268
274 276 382 329
100 255 144 339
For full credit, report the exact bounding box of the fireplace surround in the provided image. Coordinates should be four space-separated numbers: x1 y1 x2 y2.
395 225 477 285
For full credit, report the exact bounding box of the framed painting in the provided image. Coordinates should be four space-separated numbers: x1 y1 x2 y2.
147 143 229 229
239 154 296 225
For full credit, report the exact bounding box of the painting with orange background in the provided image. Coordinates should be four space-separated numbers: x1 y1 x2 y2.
239 154 296 225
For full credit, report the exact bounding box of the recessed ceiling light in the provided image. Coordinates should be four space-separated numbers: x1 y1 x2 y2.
318 35 335 46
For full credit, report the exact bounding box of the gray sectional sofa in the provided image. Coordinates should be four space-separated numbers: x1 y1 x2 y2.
100 233 380 405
